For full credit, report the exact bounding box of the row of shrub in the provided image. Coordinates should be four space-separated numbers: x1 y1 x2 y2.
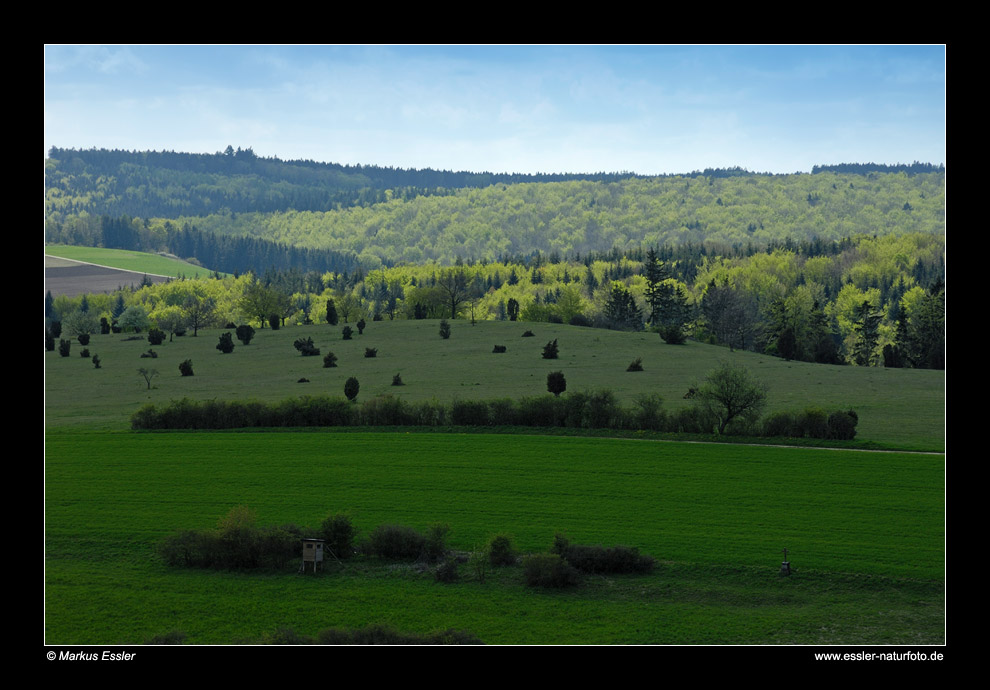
262 624 483 645
157 509 458 571
133 392 858 440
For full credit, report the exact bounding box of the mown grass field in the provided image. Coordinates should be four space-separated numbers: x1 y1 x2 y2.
45 245 220 279
44 429 944 645
45 318 945 450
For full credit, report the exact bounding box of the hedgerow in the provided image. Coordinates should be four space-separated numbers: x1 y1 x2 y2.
131 393 857 440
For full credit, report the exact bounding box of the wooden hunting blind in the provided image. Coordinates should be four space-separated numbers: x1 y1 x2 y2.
301 538 324 573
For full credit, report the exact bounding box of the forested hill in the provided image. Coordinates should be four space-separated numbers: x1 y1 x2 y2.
46 146 944 223
45 146 644 219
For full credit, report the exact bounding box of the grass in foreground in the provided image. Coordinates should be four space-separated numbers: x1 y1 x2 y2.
44 429 944 645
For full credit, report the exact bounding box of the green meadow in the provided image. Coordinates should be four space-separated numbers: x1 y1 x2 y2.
45 429 943 645
45 245 219 279
45 319 944 450
44 319 945 645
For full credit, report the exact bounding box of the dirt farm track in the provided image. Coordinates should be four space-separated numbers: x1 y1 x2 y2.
45 256 170 298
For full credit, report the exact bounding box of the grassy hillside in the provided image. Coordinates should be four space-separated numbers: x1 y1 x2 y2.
45 319 944 450
45 245 221 279
44 429 944 645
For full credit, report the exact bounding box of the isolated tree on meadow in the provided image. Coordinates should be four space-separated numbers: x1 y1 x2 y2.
695 362 768 435
344 377 360 402
547 371 566 397
138 367 159 390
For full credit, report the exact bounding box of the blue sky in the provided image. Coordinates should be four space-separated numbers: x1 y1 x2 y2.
43 45 945 175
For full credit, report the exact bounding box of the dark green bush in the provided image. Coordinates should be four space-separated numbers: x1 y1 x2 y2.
584 389 621 428
439 319 451 339
58 339 71 357
492 345 506 353
359 395 411 426
487 534 517 566
145 630 187 645
92 354 101 369
148 328 166 346
216 332 234 354
542 338 559 359
364 347 378 358
522 553 580 588
80 348 90 358
451 399 491 426
762 411 798 437
236 324 255 345
522 330 535 337
424 523 450 563
366 524 427 560
357 318 366 334
323 351 338 368
391 372 404 386
314 624 482 645
630 394 665 431
626 357 644 372
342 326 353 340
658 325 686 344
550 532 654 574
268 314 280 330
827 410 858 440
77 332 91 346
320 513 356 560
294 336 320 356
547 371 566 397
798 408 830 438
344 377 359 402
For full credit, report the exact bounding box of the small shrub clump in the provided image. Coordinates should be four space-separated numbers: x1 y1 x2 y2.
551 533 655 574
547 371 566 397
626 357 644 372
366 524 427 560
522 330 535 337
542 339 559 359
323 352 338 368
357 318 366 335
59 339 71 357
492 345 506 353
342 326 353 340
236 324 256 345
80 348 91 358
179 360 194 377
148 328 166 346
320 513 356 560
487 534 517 567
439 319 451 340
364 347 378 358
392 373 404 386
344 377 359 402
522 553 580 588
216 332 235 354
294 337 320 356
